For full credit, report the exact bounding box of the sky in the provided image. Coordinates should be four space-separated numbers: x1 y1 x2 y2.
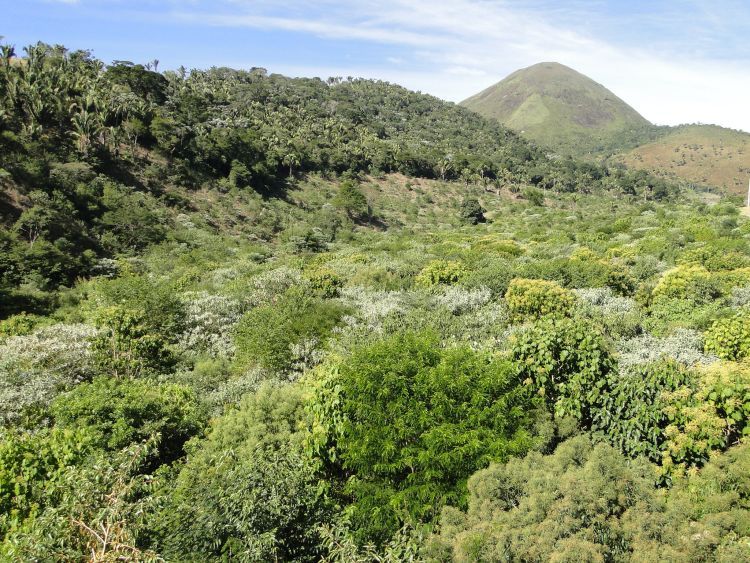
4 0 750 132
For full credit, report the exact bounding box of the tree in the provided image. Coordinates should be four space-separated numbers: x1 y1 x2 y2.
457 196 486 225
312 332 541 543
333 180 368 221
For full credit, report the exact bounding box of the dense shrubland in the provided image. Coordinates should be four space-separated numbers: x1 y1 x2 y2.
0 41 749 560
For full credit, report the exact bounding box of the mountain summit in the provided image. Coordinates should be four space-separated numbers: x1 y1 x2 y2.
461 62 652 155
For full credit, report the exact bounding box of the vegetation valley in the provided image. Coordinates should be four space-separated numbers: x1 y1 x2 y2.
0 41 749 561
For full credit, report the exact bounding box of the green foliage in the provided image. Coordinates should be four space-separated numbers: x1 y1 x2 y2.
652 264 722 304
522 186 545 206
591 361 691 462
85 274 186 342
1 440 162 561
91 307 175 378
154 383 332 562
511 316 615 423
51 377 206 465
333 180 369 220
99 182 169 253
3 37 750 561
427 435 750 562
505 277 576 322
234 289 347 374
0 427 95 538
415 260 466 287
306 267 344 298
457 197 485 225
698 361 750 441
705 311 750 360
315 332 540 543
0 312 44 340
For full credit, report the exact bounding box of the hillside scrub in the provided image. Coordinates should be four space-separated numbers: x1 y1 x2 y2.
0 39 749 561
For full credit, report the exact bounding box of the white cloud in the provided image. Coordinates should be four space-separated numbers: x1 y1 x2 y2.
173 0 750 131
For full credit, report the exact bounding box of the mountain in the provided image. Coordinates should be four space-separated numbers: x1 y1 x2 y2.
613 124 750 195
461 62 656 156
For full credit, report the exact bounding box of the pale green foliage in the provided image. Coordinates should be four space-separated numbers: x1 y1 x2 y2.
505 278 576 322
618 329 717 368
0 323 98 424
704 311 750 360
415 260 467 287
435 286 492 315
427 435 750 562
730 286 750 309
178 291 242 359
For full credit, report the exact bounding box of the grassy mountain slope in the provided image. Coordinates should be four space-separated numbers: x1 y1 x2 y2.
614 124 750 195
461 62 657 156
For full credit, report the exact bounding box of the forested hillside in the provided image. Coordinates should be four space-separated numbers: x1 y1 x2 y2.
0 42 748 562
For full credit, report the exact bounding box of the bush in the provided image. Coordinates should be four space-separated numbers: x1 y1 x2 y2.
505 278 575 322
522 187 544 206
704 311 750 360
591 361 691 462
0 312 44 341
1 440 159 561
91 307 176 378
426 435 750 562
510 316 614 423
0 324 98 426
0 427 96 538
651 265 722 304
415 260 466 287
698 361 750 441
457 197 485 225
233 288 347 375
312 332 540 543
178 291 242 359
51 377 207 466
305 267 344 298
85 274 186 342
153 383 332 561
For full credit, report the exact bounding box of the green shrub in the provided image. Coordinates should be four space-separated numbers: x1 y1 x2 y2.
510 317 614 423
522 187 544 206
652 265 722 304
0 313 44 340
505 278 575 322
698 361 750 441
704 311 750 360
51 377 206 465
426 435 750 562
312 331 540 543
85 274 186 342
0 440 159 561
154 383 332 561
305 267 344 298
91 307 176 378
415 260 466 287
233 288 347 374
591 361 691 462
0 427 96 537
457 197 485 225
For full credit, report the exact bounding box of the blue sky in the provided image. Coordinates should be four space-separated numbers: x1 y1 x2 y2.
4 0 750 131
